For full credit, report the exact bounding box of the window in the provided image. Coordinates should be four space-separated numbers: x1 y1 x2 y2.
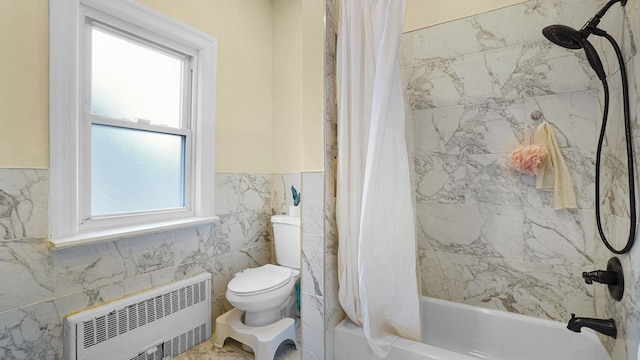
50 0 218 247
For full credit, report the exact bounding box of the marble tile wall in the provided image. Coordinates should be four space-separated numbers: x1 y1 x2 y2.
0 170 274 359
592 0 640 359
299 1 340 360
323 1 343 360
401 0 604 325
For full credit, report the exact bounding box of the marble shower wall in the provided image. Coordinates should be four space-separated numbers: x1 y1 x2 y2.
592 0 640 359
0 170 274 359
401 0 603 323
300 1 341 359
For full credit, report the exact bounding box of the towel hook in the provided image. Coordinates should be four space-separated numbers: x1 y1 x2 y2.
530 110 543 121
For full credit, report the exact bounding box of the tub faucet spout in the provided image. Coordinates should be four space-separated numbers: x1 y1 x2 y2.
567 313 617 338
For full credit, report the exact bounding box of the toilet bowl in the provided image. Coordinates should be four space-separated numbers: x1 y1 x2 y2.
227 264 300 326
224 214 301 327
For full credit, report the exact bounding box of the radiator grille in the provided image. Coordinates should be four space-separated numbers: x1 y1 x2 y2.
64 273 211 360
126 323 206 360
81 280 207 350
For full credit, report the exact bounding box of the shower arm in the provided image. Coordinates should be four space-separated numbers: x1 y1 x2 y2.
592 27 637 254
580 0 627 37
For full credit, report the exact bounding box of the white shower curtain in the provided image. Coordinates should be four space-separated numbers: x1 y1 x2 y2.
336 0 421 357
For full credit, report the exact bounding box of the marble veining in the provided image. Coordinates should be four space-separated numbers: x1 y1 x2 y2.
414 151 466 204
0 238 53 312
406 56 465 110
0 169 48 240
411 5 524 60
271 174 302 216
420 250 594 321
302 233 323 297
465 154 527 207
0 301 61 360
523 0 597 44
523 208 595 267
301 293 324 360
215 173 271 216
465 43 594 104
524 91 597 150
211 243 271 297
416 204 524 260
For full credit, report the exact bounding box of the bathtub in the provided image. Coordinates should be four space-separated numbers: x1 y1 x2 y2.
334 297 610 360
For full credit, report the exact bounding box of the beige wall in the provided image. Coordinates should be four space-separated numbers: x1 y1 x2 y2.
0 1 49 169
302 0 325 171
272 0 304 174
1 0 275 173
404 0 528 32
139 0 274 173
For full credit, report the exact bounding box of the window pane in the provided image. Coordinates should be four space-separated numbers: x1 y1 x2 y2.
91 27 183 127
91 124 185 216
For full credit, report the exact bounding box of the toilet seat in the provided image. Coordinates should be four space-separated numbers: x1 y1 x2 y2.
228 264 292 296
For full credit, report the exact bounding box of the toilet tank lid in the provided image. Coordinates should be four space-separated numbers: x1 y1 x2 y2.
271 215 300 226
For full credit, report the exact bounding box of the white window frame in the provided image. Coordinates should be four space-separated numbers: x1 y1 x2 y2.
49 0 218 248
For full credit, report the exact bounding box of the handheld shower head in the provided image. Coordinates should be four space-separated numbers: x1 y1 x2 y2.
542 24 582 49
542 24 606 81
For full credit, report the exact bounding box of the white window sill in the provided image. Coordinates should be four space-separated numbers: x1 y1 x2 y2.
48 216 220 249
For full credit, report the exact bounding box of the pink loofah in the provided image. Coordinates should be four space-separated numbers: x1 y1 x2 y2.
509 144 547 176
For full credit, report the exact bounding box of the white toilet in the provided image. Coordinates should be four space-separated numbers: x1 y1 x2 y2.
214 214 301 359
225 214 301 327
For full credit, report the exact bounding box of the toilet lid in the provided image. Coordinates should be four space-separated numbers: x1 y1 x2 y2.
228 264 292 295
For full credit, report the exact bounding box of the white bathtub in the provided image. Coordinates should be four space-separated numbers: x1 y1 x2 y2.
335 297 610 360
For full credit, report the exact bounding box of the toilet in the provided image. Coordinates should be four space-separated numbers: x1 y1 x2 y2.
214 214 301 359
226 214 301 326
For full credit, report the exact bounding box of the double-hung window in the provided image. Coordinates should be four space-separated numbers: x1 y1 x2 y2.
49 0 217 247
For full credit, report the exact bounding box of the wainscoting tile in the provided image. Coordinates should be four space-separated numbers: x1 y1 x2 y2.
215 174 271 215
216 211 271 253
0 169 48 240
0 238 53 312
54 241 127 296
301 293 324 360
302 172 324 236
115 231 175 278
271 173 302 216
0 300 61 360
210 243 271 297
302 233 323 297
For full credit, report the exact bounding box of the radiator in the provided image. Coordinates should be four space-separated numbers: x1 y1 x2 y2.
64 272 212 360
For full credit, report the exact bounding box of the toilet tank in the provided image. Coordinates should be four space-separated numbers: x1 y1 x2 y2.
271 215 301 269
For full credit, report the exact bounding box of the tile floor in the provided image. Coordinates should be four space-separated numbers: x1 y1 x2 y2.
177 333 300 360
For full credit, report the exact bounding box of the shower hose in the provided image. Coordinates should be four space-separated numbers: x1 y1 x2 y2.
594 31 637 254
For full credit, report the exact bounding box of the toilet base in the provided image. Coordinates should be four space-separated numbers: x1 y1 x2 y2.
214 308 298 360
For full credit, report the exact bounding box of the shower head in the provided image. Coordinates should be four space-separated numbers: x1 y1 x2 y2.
542 25 582 50
542 24 607 81
541 0 626 81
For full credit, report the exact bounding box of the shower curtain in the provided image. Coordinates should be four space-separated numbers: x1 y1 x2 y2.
336 0 421 357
